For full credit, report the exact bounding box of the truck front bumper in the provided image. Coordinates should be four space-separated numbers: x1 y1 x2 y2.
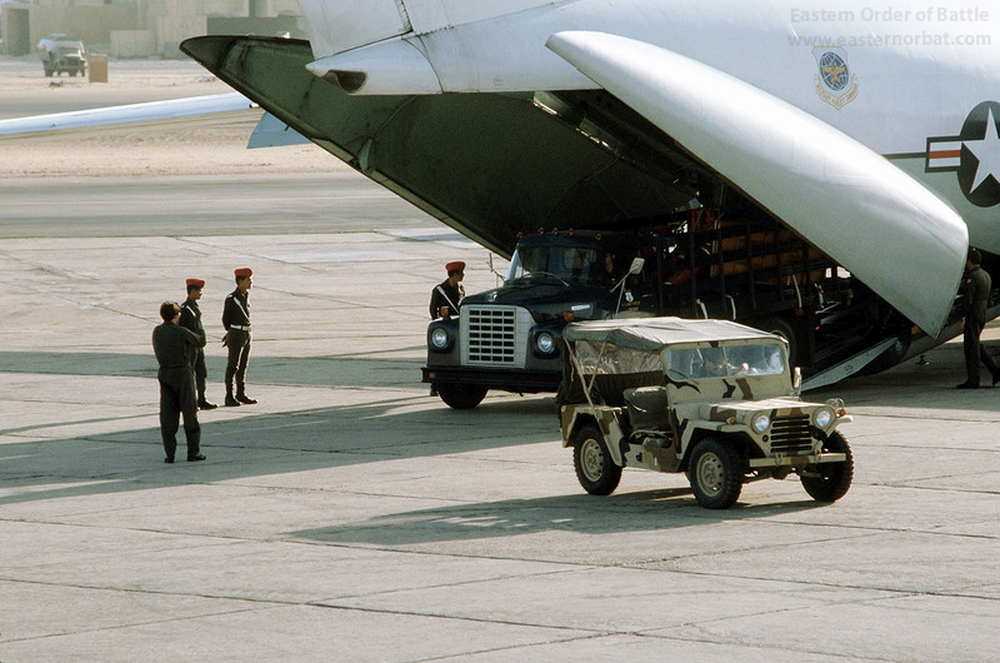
422 366 561 394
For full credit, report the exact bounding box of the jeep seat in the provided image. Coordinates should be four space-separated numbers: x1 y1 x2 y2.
624 386 669 431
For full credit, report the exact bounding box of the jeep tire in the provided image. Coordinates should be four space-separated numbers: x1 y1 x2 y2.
800 430 853 502
689 437 744 509
572 422 622 496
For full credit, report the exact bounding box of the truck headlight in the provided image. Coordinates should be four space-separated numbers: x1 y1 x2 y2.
429 327 452 351
752 413 770 433
535 331 557 355
814 407 833 429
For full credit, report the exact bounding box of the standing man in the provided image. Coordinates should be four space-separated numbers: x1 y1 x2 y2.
429 261 465 319
222 267 257 406
179 278 216 410
957 248 1000 389
152 301 206 463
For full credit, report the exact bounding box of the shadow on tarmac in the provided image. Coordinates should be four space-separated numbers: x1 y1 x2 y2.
0 351 426 388
289 488 832 546
0 392 559 506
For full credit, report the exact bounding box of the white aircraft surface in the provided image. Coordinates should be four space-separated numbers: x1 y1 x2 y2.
5 0 999 384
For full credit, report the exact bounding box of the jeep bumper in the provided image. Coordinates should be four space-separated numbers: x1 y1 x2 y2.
749 451 848 468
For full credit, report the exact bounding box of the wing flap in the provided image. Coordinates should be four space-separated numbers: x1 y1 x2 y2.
547 31 967 336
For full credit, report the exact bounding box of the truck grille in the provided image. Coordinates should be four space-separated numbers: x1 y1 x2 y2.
462 305 530 368
769 413 813 453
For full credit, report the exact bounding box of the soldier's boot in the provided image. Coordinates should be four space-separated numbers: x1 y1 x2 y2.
235 383 257 405
224 383 240 407
198 391 218 410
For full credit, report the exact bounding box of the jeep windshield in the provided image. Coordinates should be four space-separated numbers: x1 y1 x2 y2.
665 343 786 380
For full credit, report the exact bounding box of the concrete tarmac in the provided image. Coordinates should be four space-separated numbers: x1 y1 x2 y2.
3 165 1000 660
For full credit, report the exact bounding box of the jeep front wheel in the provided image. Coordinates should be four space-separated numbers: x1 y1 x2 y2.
572 423 622 496
689 437 744 509
800 430 853 503
437 383 487 409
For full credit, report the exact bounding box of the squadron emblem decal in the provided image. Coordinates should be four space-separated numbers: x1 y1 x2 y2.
926 101 1000 207
813 47 858 109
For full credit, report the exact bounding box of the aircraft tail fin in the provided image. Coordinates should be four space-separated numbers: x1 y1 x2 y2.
297 0 412 58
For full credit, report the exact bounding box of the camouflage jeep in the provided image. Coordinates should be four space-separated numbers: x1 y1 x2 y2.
559 317 853 509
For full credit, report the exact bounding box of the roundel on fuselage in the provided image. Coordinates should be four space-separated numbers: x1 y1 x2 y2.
958 101 1000 207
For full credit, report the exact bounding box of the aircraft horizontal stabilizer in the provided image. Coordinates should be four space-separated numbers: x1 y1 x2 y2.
248 112 311 148
547 31 968 336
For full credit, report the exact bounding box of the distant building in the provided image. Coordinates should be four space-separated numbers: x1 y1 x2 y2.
2 0 304 57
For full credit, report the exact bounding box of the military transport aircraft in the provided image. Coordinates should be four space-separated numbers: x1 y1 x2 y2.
4 0 999 387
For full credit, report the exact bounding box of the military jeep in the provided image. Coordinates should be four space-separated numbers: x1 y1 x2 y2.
559 317 853 509
37 35 87 78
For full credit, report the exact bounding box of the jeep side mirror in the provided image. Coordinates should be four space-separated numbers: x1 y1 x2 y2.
628 257 645 275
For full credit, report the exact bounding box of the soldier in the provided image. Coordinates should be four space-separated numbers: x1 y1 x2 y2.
152 301 206 463
957 248 1000 389
222 267 257 406
179 278 217 410
429 261 465 319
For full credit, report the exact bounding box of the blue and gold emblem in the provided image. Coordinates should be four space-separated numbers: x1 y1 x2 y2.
813 47 858 109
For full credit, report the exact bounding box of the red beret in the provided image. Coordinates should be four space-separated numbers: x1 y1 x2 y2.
445 261 465 272
186 278 206 289
234 267 253 277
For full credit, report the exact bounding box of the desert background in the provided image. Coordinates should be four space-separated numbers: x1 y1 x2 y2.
0 54 338 178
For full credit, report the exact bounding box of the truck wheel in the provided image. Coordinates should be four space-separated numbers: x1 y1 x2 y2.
761 316 798 367
572 422 622 495
437 383 487 409
800 431 853 503
689 437 744 509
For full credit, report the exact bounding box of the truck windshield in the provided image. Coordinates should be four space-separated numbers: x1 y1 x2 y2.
507 244 607 287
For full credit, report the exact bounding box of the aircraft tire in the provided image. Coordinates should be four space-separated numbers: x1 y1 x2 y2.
437 383 487 409
572 422 621 496
800 431 853 503
689 437 743 509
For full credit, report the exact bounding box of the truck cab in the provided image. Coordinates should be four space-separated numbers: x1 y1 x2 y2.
422 232 644 408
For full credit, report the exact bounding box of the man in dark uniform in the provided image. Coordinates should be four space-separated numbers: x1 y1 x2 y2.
957 248 1000 389
179 278 216 410
222 267 257 406
152 301 206 463
429 261 465 319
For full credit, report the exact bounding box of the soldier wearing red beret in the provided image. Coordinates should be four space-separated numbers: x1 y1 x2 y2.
430 261 465 319
179 278 216 410
222 267 257 406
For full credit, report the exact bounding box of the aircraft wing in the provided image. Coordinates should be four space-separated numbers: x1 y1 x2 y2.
0 92 253 136
0 91 308 148
547 31 968 337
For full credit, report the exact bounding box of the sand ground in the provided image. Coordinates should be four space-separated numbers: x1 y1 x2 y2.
0 54 339 178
